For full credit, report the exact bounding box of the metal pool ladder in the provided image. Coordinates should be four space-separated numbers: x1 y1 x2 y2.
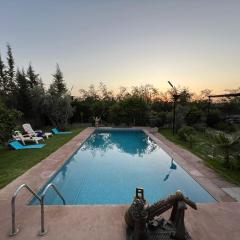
39 183 66 236
10 183 65 237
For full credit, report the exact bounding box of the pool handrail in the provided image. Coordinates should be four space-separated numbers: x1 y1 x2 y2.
10 184 41 236
39 183 66 235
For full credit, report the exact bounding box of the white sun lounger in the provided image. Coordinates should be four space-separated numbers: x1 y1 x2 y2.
12 131 44 145
22 123 53 139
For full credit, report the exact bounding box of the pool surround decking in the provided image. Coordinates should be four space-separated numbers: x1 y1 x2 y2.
0 127 239 240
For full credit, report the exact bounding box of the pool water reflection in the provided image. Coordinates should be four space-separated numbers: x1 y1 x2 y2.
31 130 216 205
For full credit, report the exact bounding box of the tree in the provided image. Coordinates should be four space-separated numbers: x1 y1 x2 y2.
121 96 149 125
43 65 73 128
0 100 22 146
175 104 189 130
99 82 114 101
49 64 67 96
6 44 16 94
185 107 202 126
91 101 105 118
131 84 159 103
15 69 32 118
108 103 124 125
178 88 193 105
0 53 7 94
27 64 40 88
43 94 73 128
116 86 128 101
29 84 46 127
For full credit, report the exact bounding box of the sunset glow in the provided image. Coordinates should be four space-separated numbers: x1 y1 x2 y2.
0 0 239 95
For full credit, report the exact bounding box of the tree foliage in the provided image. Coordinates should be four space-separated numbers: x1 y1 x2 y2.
49 64 67 96
43 94 73 128
0 100 22 145
185 107 202 126
27 63 41 88
15 69 32 117
6 44 16 94
43 64 73 128
213 132 240 168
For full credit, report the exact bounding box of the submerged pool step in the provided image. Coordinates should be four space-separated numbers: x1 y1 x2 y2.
9 183 65 237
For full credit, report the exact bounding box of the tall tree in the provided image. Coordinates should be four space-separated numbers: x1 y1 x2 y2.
0 53 7 93
15 68 32 118
27 63 40 88
49 64 67 96
44 64 73 128
6 44 16 94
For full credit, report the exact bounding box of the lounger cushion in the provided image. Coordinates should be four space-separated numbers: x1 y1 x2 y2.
52 128 72 134
9 140 45 150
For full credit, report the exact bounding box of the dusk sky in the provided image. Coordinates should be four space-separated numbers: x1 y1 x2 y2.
0 0 240 96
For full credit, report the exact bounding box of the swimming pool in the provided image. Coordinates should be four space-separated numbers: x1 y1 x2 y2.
31 129 216 205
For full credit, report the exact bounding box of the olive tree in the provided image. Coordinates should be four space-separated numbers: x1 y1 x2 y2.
43 64 73 128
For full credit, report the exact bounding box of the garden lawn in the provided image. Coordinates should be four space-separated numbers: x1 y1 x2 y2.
0 127 84 189
159 128 240 185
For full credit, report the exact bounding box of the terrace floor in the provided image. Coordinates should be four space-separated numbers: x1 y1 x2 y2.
0 127 240 240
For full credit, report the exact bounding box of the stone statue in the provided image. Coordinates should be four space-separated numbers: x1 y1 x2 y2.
93 116 101 128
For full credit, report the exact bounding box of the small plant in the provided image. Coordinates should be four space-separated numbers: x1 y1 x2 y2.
184 133 196 149
213 132 240 168
178 126 196 142
149 111 167 128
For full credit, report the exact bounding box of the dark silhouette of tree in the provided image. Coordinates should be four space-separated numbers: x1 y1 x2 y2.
0 99 22 146
43 64 72 128
27 63 40 88
49 64 67 96
6 44 16 94
0 53 7 93
15 68 32 118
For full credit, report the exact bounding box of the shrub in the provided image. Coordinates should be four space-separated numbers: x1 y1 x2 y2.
185 133 197 148
149 112 167 128
206 110 221 127
213 132 240 168
0 101 22 145
175 105 189 131
193 123 206 133
216 121 236 132
185 107 202 126
178 126 196 142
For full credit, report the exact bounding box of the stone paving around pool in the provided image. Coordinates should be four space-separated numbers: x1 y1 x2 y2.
0 127 240 240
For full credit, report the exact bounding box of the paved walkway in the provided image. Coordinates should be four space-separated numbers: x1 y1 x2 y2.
0 127 240 240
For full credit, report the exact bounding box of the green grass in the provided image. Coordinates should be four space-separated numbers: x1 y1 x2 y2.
0 127 84 189
159 128 240 185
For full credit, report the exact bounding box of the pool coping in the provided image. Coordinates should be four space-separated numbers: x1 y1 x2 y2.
0 127 239 240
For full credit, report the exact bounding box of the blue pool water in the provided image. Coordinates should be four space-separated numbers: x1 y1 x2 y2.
31 129 216 205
